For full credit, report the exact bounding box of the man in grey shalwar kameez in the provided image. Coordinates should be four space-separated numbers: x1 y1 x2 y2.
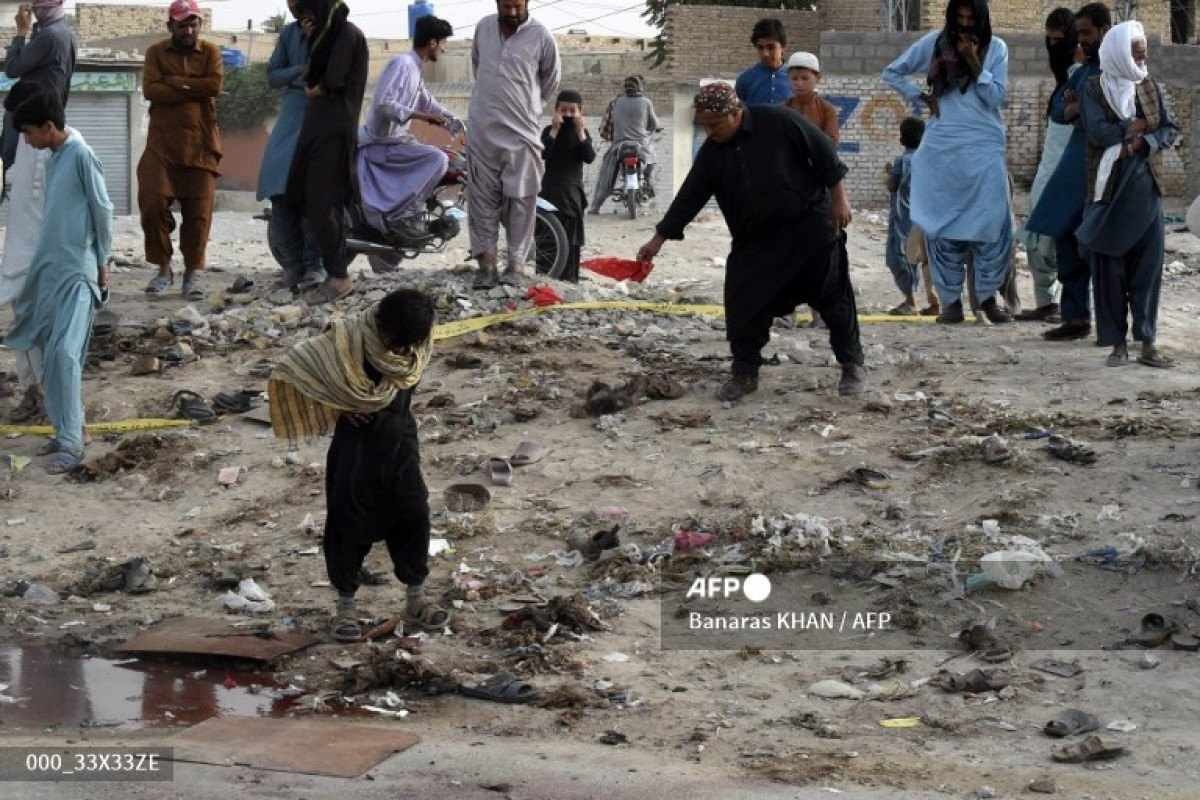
467 0 560 289
589 76 659 214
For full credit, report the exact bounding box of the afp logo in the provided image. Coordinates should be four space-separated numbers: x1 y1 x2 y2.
686 573 772 603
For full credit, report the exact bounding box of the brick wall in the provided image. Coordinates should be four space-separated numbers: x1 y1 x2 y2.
817 30 1195 207
663 6 822 80
915 0 1172 40
77 3 213 41
823 0 887 31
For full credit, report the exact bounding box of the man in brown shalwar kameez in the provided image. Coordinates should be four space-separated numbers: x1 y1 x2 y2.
138 0 222 302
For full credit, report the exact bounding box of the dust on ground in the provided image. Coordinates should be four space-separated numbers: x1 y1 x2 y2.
2 208 1200 798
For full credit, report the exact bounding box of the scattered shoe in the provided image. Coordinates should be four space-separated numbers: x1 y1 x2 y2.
980 296 1012 324
718 373 758 403
1051 735 1126 763
1043 320 1091 341
473 265 499 290
1014 302 1060 322
936 300 965 324
1044 709 1100 738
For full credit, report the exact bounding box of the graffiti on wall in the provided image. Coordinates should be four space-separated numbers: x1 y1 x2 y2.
828 93 925 154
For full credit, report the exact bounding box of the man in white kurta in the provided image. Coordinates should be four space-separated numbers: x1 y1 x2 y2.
467 0 560 289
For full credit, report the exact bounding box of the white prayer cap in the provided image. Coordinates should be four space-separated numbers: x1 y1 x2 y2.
786 52 820 73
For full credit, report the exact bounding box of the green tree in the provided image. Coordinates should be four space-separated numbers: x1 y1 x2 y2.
217 63 281 132
262 11 288 32
642 0 818 68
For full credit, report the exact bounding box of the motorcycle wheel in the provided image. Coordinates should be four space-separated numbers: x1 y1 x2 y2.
534 208 570 279
625 188 638 220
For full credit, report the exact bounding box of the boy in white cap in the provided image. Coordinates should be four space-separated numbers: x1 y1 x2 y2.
783 52 839 144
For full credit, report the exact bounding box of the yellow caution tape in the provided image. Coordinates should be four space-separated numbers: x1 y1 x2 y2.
432 300 934 341
879 717 923 729
0 418 192 438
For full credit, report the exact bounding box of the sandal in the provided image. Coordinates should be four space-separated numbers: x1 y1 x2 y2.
8 385 44 423
181 273 204 302
888 303 918 316
305 281 353 305
1051 735 1127 763
145 272 174 295
486 457 514 487
229 276 255 294
1129 609 1180 647
404 601 451 632
92 309 120 337
919 304 940 316
213 390 261 415
931 668 1009 694
170 390 217 425
45 449 83 475
459 671 539 704
1106 344 1130 367
1138 346 1175 369
510 440 547 467
331 616 363 643
472 266 499 290
1044 709 1100 738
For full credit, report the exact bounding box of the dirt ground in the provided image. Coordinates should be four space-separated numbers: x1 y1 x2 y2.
2 205 1200 799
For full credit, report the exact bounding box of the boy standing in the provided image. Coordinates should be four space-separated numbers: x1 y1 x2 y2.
268 289 451 641
885 117 939 316
540 90 595 282
783 52 839 144
735 19 790 106
5 87 112 474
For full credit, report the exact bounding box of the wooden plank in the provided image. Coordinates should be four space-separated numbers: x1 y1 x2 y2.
116 616 317 663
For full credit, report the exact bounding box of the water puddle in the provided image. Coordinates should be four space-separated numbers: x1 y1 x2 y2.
0 646 307 731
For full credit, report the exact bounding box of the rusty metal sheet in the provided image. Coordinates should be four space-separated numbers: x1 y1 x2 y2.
168 716 420 777
116 616 318 662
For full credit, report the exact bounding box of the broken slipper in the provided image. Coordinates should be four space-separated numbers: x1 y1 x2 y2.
1044 709 1100 738
510 440 547 467
486 457 514 487
1051 735 1126 763
1129 609 1181 648
460 671 539 705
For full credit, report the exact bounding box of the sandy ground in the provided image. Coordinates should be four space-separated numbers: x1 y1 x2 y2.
1 206 1200 799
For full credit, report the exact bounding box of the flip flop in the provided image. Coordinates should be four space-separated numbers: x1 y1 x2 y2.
486 457 514 487
404 602 452 632
888 303 918 316
459 672 539 705
331 616 363 643
1044 709 1101 738
510 440 547 467
213 390 261 415
1051 735 1127 763
145 273 174 295
170 390 217 425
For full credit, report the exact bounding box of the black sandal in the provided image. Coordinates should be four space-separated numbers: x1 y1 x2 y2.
170 390 217 425
213 390 261 415
331 616 363 643
459 671 539 704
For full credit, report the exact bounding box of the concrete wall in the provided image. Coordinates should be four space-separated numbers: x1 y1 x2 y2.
662 6 823 79
76 4 213 40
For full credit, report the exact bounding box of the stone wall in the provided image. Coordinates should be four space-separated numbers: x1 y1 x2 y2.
662 6 822 79
817 30 1195 208
76 4 213 41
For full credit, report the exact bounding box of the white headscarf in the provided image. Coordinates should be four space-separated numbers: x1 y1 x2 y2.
1094 21 1149 200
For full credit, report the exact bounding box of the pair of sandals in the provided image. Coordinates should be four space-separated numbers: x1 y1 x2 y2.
146 271 204 302
1107 342 1176 369
171 389 260 423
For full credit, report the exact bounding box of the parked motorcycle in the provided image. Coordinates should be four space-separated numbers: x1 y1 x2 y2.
606 128 662 220
345 141 571 279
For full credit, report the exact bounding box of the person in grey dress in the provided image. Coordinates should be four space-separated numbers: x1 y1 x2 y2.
589 76 659 214
467 0 560 289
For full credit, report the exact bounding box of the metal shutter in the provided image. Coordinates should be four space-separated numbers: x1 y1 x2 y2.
65 93 131 215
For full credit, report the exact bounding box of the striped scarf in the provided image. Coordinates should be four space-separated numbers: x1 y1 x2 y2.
268 303 431 443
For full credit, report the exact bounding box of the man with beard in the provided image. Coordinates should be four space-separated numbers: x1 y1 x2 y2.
882 0 1013 325
1014 8 1078 323
635 84 864 402
1 0 76 423
588 76 658 214
467 0 560 289
1026 3 1111 342
138 0 222 302
285 0 369 304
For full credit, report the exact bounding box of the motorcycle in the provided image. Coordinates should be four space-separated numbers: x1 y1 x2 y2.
606 129 662 220
345 139 571 279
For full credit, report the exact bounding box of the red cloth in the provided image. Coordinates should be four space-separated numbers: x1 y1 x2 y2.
525 284 563 307
582 257 654 283
673 530 716 552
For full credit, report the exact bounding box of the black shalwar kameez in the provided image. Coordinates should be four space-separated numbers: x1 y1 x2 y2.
323 358 430 597
655 105 863 375
539 124 596 281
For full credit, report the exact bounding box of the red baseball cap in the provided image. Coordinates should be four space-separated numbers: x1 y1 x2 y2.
169 0 201 22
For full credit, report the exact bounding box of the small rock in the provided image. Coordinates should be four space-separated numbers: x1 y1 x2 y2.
130 355 161 376
974 787 996 799
1164 232 1200 255
1027 777 1057 794
285 451 303 466
1138 652 1160 670
272 305 304 326
270 457 286 469
806 679 864 700
217 466 243 487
